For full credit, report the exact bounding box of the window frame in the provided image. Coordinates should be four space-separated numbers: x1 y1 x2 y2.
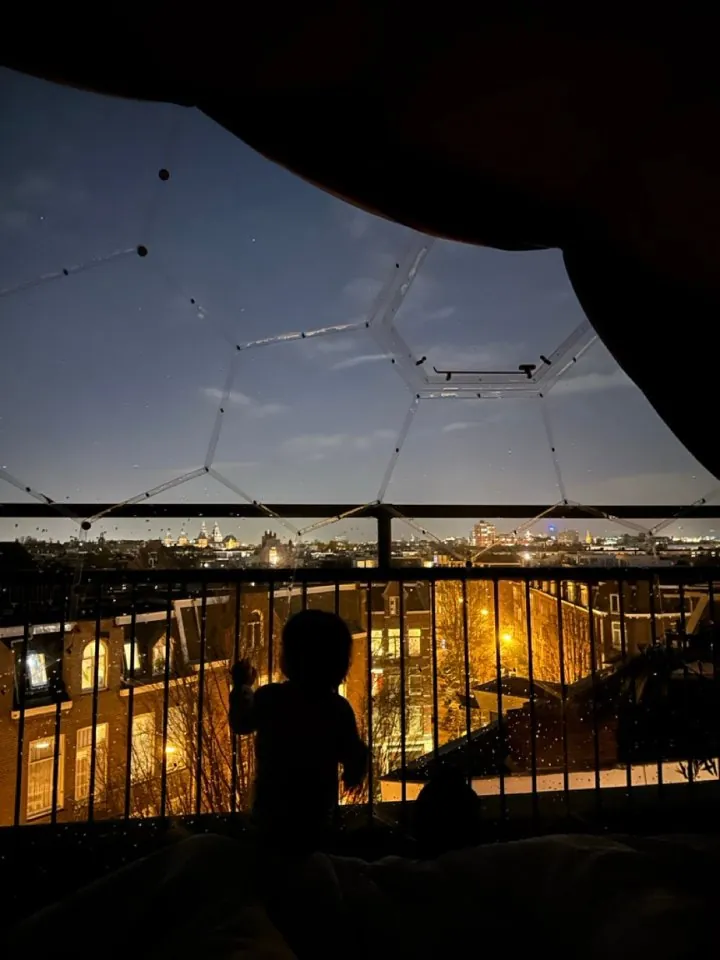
81 639 108 693
75 722 109 803
27 735 65 820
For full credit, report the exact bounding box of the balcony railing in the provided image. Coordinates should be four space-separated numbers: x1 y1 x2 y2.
1 562 718 833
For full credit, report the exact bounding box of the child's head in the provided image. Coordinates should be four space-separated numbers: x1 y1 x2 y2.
281 610 352 690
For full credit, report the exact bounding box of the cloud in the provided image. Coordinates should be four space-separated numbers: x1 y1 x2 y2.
201 387 286 417
0 209 32 231
308 335 359 356
353 428 395 451
571 471 713 505
551 368 634 396
422 343 518 370
441 421 480 433
280 429 395 459
342 276 384 303
422 305 456 322
14 173 55 201
331 353 389 371
281 433 347 457
344 209 372 240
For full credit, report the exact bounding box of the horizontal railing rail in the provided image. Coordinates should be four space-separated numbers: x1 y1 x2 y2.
1 565 718 836
3 565 720 584
2 502 720 519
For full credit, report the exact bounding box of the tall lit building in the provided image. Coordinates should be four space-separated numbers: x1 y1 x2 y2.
472 520 497 548
558 529 580 545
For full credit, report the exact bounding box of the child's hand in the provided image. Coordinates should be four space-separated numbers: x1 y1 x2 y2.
231 659 257 687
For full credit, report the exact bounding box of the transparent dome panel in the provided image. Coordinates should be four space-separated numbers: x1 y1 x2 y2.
393 241 586 378
0 252 230 503
207 333 413 503
147 111 415 345
0 70 180 294
544 341 718 507
384 396 561 505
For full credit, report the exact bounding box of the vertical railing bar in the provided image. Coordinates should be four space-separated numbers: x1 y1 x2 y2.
50 584 68 825
268 583 275 683
648 577 664 799
556 580 570 813
160 580 173 820
493 578 506 820
677 580 693 791
230 582 242 815
124 583 138 820
87 579 103 823
377 510 391 570
13 586 30 827
525 581 538 822
399 581 407 817
462 579 472 786
430 580 440 760
334 576 342 826
366 580 374 825
617 579 633 807
709 579 719 781
195 582 208 817
587 581 601 818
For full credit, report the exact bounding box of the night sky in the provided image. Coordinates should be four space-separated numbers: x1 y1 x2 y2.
1 68 716 543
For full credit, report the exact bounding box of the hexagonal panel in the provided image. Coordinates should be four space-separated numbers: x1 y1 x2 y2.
208 332 413 503
1 70 178 295
390 241 590 394
0 251 231 503
544 341 719 507
146 111 415 346
384 396 561 505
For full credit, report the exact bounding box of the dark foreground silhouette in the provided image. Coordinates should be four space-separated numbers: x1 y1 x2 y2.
229 610 368 848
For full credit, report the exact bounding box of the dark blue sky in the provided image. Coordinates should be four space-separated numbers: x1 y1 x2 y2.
1 67 716 543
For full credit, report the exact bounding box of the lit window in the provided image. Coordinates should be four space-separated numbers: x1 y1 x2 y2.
124 641 139 675
406 704 424 740
27 736 64 820
165 706 187 773
579 585 589 607
611 622 623 650
610 593 620 614
567 582 576 603
387 629 400 658
75 723 108 802
247 611 263 651
388 596 399 616
371 629 384 659
408 628 422 657
27 652 48 690
408 672 424 696
131 712 155 783
152 637 172 676
81 640 108 692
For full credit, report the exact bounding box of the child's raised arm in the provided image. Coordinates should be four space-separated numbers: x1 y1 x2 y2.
228 659 258 735
337 698 369 790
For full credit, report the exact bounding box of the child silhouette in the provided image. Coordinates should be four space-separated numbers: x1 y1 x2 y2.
230 609 368 847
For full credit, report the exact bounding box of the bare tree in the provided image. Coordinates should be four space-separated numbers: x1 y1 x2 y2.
433 580 497 742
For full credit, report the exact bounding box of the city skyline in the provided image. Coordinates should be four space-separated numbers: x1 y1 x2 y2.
2 67 718 544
